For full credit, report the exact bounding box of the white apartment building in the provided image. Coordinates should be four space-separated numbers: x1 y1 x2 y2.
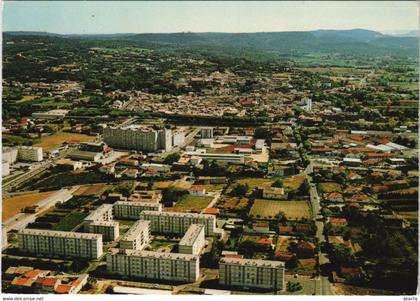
219 257 285 291
141 163 171 172
119 220 151 250
18 229 103 259
106 248 199 283
84 204 113 231
2 148 18 164
103 125 173 152
2 161 10 177
179 224 205 255
113 201 162 220
201 127 214 138
139 211 216 236
87 221 119 241
18 146 43 162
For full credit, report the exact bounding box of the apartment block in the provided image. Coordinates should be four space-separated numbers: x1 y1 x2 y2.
139 211 216 236
113 201 162 220
119 220 151 250
219 257 285 291
87 221 119 241
103 125 173 152
18 146 43 162
201 127 214 138
106 248 199 283
84 204 114 231
18 229 103 259
179 224 205 255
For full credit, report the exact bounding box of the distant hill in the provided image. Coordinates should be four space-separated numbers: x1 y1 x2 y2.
4 29 418 58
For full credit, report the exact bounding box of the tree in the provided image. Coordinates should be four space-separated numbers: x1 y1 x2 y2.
163 152 180 164
231 183 249 197
272 179 283 188
238 240 258 258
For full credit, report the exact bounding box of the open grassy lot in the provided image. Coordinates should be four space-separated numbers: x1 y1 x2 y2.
284 175 306 191
31 171 108 190
250 199 312 220
52 212 87 231
216 196 249 210
275 236 297 254
152 179 193 190
2 191 57 221
199 184 226 192
3 134 39 146
171 195 213 212
34 132 92 151
73 184 107 197
235 177 273 189
318 182 342 193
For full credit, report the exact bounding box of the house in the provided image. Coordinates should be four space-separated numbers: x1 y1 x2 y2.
296 240 316 258
278 225 293 235
99 164 115 175
340 266 361 281
262 187 287 200
328 218 348 226
295 223 311 234
325 192 344 203
203 208 220 215
347 172 362 181
125 168 139 179
275 251 294 262
255 238 274 249
142 169 160 178
253 223 270 234
189 185 207 196
343 157 361 167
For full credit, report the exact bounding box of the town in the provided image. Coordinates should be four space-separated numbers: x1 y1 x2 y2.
1 28 418 296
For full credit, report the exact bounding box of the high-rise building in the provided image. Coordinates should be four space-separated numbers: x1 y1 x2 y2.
17 146 43 162
201 127 214 138
219 257 285 291
179 224 205 255
106 248 199 283
139 211 216 236
103 125 174 152
18 229 103 259
87 221 119 241
113 201 162 220
119 220 151 250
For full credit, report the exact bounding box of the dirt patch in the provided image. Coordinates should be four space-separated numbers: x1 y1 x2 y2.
2 191 57 221
34 132 92 151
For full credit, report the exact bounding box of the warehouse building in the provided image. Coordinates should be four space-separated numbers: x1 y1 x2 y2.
219 257 285 291
139 211 216 236
119 220 151 250
106 248 199 283
179 224 205 255
18 229 103 259
113 201 162 220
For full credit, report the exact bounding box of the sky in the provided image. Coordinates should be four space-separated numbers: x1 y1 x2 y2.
2 1 419 34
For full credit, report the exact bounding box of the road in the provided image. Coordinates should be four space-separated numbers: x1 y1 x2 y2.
304 161 335 295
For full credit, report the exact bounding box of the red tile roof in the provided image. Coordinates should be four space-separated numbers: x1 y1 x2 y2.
203 208 220 215
256 238 273 245
42 278 58 287
55 284 73 294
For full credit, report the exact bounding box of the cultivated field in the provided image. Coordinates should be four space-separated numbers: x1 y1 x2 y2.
250 199 312 220
2 191 57 221
216 196 249 210
34 132 92 151
284 175 306 191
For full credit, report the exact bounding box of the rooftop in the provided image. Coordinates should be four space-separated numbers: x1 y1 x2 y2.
179 224 205 246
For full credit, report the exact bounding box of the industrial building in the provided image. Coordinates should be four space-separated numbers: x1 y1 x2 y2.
119 220 151 250
113 201 162 220
106 248 199 283
139 211 216 236
18 229 103 259
219 257 285 291
179 224 205 255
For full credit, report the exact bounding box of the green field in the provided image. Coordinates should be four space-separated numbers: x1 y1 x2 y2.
174 195 213 211
52 212 87 231
250 199 312 220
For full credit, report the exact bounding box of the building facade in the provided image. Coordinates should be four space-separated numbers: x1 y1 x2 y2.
179 224 205 255
18 229 103 259
201 127 214 138
106 248 199 282
139 211 216 236
18 146 43 162
87 221 119 241
119 220 151 250
113 201 162 220
219 257 285 291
